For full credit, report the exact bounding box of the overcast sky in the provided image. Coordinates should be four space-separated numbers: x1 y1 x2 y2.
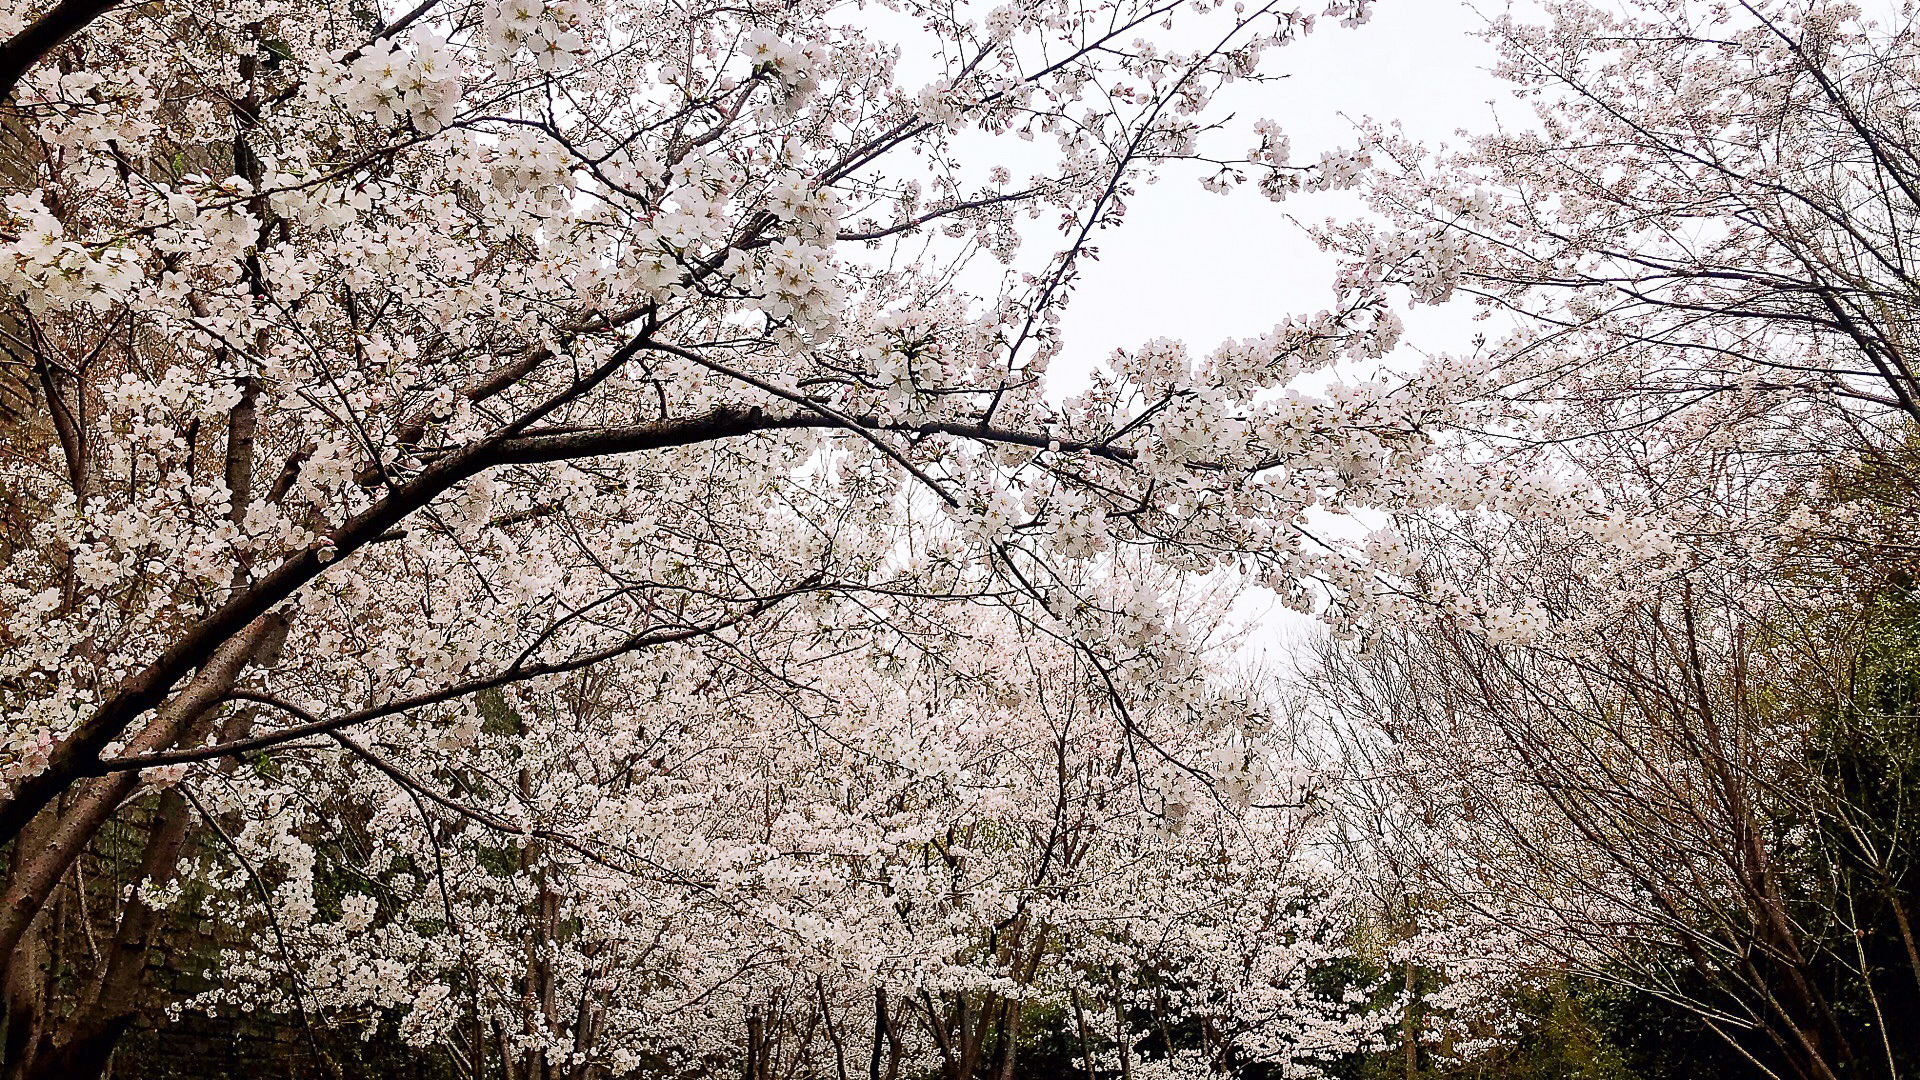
1052 2 1513 388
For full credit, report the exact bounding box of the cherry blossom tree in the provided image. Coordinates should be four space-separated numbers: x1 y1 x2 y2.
168 572 1392 1080
1292 3 1920 1077
1333 0 1920 556
0 0 1462 1072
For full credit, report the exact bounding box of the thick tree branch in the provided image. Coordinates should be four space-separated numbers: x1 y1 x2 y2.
0 0 121 103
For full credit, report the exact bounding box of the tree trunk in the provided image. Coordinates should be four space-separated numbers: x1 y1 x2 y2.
23 788 194 1080
0 613 284 1080
1402 959 1417 1080
993 1002 1021 1080
0 810 57 1080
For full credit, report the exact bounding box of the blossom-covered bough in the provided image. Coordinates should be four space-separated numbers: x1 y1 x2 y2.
0 0 1454 1073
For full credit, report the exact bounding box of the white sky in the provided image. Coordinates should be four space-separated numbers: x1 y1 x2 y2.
1052 1 1515 387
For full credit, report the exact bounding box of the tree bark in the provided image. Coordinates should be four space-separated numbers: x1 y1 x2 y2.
23 786 191 1080
1402 959 1417 1080
0 810 57 1080
0 0 124 104
26 688 265 1080
993 1002 1021 1080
